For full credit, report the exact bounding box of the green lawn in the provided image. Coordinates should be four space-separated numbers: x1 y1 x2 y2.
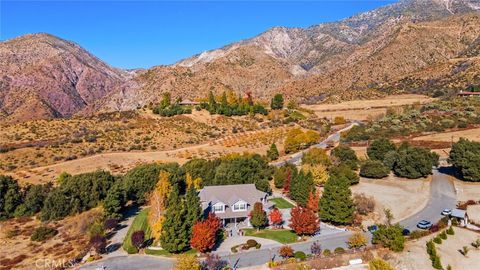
242 228 298 244
269 197 295 209
122 208 152 254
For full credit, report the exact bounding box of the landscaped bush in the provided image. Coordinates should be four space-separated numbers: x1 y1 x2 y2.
322 249 331 256
30 226 58 242
279 245 294 258
294 251 307 261
334 247 345 254
409 230 430 240
439 231 447 240
433 236 442 244
246 239 258 248
360 160 390 179
429 224 440 233
372 224 405 252
369 258 395 270
426 240 443 270
446 226 455 235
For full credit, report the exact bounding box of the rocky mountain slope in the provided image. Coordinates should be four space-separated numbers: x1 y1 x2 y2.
0 33 135 122
1 0 479 122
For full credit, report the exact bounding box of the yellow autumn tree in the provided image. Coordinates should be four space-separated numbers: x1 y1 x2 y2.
284 128 321 154
186 173 202 190
148 170 171 241
304 164 329 186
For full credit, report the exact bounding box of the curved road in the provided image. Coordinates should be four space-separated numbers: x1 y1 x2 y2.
399 167 457 231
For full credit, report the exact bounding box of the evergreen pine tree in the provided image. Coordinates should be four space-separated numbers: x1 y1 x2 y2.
267 143 280 161
103 182 125 218
290 170 314 207
160 187 189 253
319 175 355 225
208 91 217 112
184 186 202 238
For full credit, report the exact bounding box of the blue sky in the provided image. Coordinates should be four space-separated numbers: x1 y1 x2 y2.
1 1 396 69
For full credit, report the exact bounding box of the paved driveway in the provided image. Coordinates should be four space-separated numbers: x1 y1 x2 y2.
399 168 457 231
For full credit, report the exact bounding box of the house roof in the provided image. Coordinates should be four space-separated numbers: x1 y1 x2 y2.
452 208 467 219
198 184 267 219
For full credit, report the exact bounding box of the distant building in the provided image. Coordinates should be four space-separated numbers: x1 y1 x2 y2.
179 98 200 106
198 184 272 227
457 90 480 97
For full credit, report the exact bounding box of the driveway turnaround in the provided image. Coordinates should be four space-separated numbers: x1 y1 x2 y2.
399 168 457 231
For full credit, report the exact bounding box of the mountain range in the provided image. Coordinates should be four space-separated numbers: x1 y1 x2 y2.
1 0 480 122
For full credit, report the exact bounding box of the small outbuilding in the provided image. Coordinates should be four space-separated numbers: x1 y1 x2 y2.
179 99 200 106
451 208 469 227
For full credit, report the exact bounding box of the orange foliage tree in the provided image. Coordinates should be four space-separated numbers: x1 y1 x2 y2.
306 191 319 212
190 213 222 253
268 207 283 229
289 206 319 236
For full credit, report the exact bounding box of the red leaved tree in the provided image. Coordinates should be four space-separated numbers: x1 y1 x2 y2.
269 207 283 229
289 206 319 236
131 230 145 249
191 220 216 253
205 213 222 232
306 191 319 212
190 213 222 253
279 245 294 258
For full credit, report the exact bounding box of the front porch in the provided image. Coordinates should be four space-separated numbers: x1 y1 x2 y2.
223 217 249 237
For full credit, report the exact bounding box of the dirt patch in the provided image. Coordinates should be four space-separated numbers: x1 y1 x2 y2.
453 179 480 202
303 94 435 121
412 127 480 142
391 228 480 270
0 208 103 270
351 175 431 224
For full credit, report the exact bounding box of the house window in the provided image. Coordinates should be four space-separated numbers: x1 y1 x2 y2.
233 203 247 211
213 204 224 213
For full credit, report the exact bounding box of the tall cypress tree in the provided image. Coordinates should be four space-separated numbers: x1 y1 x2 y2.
160 187 189 253
290 170 314 207
184 186 202 239
267 143 279 161
319 174 355 225
208 90 217 112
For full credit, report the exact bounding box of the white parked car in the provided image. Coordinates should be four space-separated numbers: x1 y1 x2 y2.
441 209 452 216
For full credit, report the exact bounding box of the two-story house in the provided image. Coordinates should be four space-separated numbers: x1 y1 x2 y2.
198 184 271 227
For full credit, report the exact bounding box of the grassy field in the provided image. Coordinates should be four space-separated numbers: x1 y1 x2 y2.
242 228 298 244
269 197 295 209
122 208 152 254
